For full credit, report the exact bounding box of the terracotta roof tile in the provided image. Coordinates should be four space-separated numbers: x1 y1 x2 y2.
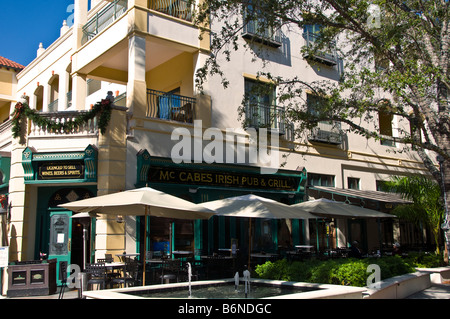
0 56 24 70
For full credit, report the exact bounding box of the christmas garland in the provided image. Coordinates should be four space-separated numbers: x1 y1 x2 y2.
11 98 112 138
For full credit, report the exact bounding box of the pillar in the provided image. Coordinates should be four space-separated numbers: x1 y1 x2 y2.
126 35 147 118
71 73 87 110
73 0 89 49
95 93 128 260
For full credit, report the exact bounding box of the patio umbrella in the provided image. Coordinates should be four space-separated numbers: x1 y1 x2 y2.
293 198 395 218
60 187 216 284
202 194 316 267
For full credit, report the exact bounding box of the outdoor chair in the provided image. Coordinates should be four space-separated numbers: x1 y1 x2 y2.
112 257 141 288
85 263 107 290
159 259 180 284
105 253 114 263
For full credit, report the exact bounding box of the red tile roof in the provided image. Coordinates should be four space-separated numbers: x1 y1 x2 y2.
0 56 24 70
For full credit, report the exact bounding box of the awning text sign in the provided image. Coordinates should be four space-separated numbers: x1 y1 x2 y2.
149 166 299 191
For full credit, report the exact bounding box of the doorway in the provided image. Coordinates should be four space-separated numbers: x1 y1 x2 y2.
35 187 95 285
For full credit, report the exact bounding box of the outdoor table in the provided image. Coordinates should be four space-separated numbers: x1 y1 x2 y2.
105 262 125 270
250 253 280 264
116 253 140 262
172 250 193 257
295 245 314 251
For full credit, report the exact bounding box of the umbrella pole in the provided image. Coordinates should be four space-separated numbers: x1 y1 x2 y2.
143 207 148 286
248 218 252 270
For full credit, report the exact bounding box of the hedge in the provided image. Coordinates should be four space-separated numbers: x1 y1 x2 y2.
254 253 445 287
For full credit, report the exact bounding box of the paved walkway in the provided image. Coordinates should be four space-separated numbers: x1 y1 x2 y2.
406 283 450 299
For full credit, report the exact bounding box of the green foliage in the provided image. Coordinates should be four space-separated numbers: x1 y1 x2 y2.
404 252 447 268
382 176 444 254
255 256 421 287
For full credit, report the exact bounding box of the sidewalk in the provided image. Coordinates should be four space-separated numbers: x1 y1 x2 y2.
406 283 450 299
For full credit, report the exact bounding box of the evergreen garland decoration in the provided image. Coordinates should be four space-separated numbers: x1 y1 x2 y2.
11 99 112 138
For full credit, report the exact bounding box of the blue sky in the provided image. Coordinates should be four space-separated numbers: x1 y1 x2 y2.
0 1 75 66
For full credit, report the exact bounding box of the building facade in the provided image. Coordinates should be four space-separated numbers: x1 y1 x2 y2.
0 0 434 289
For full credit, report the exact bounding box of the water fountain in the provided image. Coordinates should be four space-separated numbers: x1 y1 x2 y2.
243 269 251 298
187 262 192 298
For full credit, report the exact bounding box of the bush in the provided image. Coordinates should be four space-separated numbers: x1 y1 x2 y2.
254 256 418 287
404 252 447 268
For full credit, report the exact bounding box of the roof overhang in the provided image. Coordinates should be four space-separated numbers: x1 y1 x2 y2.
308 186 411 213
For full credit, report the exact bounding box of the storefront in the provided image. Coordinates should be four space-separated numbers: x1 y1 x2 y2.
136 150 308 263
21 145 97 284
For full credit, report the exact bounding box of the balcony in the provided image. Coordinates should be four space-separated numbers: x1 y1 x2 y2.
242 19 282 48
308 122 343 145
146 89 196 124
245 102 286 134
29 111 98 137
149 0 194 22
302 31 338 66
82 0 128 45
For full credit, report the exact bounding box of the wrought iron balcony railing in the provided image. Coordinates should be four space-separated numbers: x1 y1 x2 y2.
147 89 196 124
82 0 128 45
302 31 338 66
242 18 282 47
308 121 343 145
245 102 286 134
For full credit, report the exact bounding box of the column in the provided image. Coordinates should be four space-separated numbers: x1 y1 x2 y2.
73 0 88 49
71 73 87 110
95 93 128 260
126 35 147 118
58 71 69 111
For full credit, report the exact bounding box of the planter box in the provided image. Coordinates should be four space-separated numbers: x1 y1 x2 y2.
363 271 431 299
7 259 57 298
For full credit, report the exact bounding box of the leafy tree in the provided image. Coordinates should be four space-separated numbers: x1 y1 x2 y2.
193 0 449 235
383 176 444 254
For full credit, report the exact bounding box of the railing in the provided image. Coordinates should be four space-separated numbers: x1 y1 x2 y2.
242 15 282 47
308 121 343 145
149 0 194 22
82 0 128 45
302 31 338 66
29 112 98 137
245 102 286 134
48 99 59 113
147 89 196 124
66 91 72 109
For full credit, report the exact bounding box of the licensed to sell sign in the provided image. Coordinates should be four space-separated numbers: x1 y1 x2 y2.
38 162 85 180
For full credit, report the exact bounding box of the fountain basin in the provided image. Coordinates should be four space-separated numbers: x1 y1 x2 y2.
82 279 366 299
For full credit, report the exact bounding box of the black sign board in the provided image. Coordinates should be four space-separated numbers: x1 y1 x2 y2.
148 166 299 191
38 162 85 180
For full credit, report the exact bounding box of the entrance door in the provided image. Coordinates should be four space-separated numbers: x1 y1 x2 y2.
48 209 72 286
348 219 367 254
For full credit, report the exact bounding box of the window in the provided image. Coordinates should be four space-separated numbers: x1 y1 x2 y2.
378 109 395 146
348 177 360 190
308 173 335 187
307 94 343 145
242 0 282 47
302 24 338 66
244 78 285 132
376 180 389 192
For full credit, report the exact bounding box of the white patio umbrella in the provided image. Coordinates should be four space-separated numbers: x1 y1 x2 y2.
60 187 216 285
202 194 316 267
293 198 395 218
